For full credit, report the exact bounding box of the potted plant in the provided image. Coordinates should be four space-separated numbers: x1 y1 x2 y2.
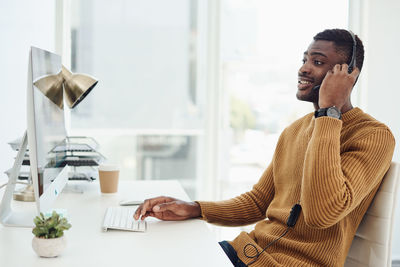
31 211 71 257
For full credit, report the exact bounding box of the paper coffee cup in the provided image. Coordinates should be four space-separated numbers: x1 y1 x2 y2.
98 164 120 194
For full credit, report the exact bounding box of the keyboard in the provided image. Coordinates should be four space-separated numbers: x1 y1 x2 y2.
102 207 147 232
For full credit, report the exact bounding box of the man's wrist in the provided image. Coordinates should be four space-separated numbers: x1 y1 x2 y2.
319 102 343 110
191 201 202 218
315 106 342 120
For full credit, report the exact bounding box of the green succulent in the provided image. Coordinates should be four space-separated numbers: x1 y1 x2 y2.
32 211 71 239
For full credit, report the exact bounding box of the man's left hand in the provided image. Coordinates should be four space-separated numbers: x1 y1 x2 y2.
318 64 360 111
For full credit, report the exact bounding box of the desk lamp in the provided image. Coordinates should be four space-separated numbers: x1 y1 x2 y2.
33 65 98 109
13 66 98 201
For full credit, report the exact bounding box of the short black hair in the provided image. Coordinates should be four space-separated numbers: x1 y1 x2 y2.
313 29 364 71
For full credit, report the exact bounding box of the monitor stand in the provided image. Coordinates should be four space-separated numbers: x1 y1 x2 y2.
0 131 37 227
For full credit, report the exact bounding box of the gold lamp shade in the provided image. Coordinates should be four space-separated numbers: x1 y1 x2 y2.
33 65 98 109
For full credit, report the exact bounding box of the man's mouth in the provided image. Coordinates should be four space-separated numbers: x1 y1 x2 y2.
297 77 314 90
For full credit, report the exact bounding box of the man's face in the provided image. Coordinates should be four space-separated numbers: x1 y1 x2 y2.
296 40 346 103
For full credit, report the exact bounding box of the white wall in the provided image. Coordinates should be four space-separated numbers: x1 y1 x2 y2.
351 0 400 159
0 1 56 185
365 2 400 161
350 0 400 260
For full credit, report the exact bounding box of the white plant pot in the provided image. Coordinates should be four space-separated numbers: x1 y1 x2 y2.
32 235 67 257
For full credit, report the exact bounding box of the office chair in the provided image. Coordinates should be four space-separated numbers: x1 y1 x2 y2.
344 162 400 267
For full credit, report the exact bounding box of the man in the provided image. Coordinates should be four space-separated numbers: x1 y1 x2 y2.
134 29 395 266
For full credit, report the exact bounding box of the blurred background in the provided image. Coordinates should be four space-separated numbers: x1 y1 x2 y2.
1 0 399 262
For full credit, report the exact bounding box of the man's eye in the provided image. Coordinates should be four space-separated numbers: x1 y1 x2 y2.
314 60 323 65
302 59 306 64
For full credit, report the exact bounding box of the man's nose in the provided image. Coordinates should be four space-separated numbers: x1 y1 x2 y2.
299 62 311 74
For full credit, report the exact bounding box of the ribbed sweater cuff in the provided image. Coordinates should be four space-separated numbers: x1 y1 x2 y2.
314 116 342 138
196 201 214 221
196 200 243 223
196 201 227 222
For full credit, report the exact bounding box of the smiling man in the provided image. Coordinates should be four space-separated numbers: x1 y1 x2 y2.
134 29 395 267
297 29 359 114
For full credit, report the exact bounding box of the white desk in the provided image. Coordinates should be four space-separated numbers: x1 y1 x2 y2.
0 180 232 267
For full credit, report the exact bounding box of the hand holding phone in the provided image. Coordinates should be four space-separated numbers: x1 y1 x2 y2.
312 52 356 92
318 64 359 111
312 30 357 94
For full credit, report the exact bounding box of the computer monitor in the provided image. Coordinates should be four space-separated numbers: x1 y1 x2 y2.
0 47 69 227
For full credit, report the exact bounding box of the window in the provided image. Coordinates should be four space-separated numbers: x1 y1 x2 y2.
69 0 204 198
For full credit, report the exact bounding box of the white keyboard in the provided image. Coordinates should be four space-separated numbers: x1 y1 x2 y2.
102 207 147 232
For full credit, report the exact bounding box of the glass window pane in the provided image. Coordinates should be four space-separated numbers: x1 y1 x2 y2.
70 0 202 199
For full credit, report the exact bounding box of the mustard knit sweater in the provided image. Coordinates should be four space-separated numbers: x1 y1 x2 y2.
198 108 395 267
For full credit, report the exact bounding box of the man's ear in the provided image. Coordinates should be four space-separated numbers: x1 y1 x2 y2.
350 67 361 89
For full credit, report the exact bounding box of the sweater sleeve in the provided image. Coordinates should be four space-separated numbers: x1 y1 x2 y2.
301 117 395 229
197 162 275 226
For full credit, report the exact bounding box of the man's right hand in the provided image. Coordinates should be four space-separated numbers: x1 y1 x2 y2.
133 196 201 221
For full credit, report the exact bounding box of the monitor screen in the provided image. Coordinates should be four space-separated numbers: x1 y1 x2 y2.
28 47 69 212
0 47 69 227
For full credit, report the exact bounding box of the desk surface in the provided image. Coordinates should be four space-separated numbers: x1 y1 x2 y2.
0 180 231 267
